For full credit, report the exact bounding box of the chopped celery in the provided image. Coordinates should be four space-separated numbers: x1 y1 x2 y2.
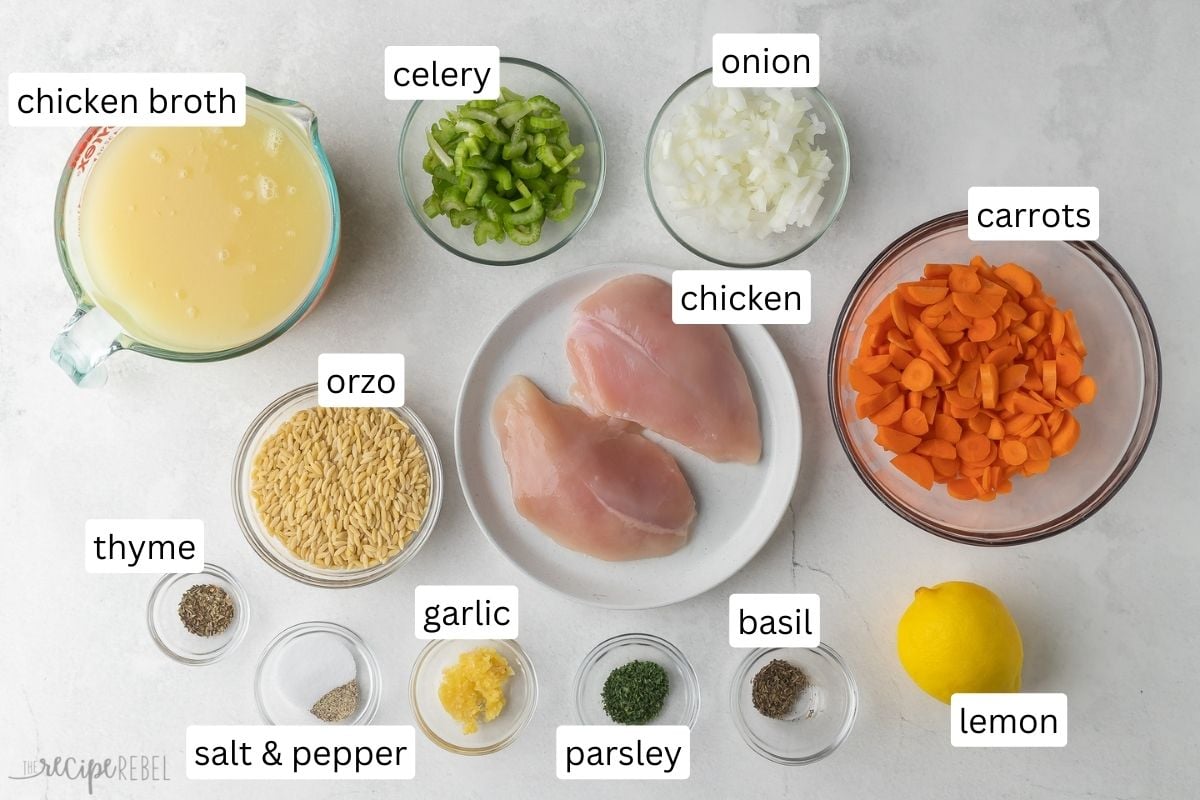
420 85 588 248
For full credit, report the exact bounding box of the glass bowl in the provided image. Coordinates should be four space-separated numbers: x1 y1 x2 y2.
829 211 1161 544
730 645 858 765
147 563 249 665
398 57 606 266
645 68 849 268
232 383 444 587
573 633 700 727
255 621 381 725
410 638 538 755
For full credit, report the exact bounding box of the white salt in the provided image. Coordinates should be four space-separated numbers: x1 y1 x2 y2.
275 634 357 712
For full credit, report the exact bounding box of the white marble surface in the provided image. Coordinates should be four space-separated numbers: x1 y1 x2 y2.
1 1 1197 797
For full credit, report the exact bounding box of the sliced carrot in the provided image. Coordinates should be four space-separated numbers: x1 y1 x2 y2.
902 283 950 306
1026 435 1052 462
916 438 957 460
933 414 963 443
968 315 997 342
875 426 921 454
875 366 903 384
1055 349 1083 386
968 411 991 434
944 389 980 411
891 453 934 490
1023 458 1050 476
956 431 992 463
900 407 930 436
911 322 951 366
1003 412 1036 436
923 263 955 279
931 456 960 477
952 291 1004 319
994 262 1036 297
1041 360 1058 400
866 296 893 325
949 265 982 293
855 383 900 419
1064 309 1087 356
849 364 883 394
869 396 905 426
979 362 999 409
1000 439 1028 466
1073 375 1097 404
947 477 977 499
1013 391 1053 415
856 353 893 375
1050 412 1080 456
938 309 972 332
891 293 914 335
899 357 935 392
998 364 1028 394
986 418 1006 441
921 351 956 385
889 343 914 369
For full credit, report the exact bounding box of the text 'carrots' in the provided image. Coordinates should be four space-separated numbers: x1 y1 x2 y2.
850 256 1096 501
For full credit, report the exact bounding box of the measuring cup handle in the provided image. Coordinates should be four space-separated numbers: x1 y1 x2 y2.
50 304 123 387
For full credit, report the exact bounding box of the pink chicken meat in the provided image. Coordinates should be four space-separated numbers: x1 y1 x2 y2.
492 376 696 561
567 274 762 463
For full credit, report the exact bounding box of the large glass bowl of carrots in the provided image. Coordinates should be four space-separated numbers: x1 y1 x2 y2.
828 211 1161 545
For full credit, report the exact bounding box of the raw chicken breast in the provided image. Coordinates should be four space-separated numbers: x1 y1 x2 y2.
567 274 762 463
492 376 696 561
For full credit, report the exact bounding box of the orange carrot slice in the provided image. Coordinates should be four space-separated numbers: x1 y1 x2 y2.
949 265 982 293
891 453 934 490
952 291 1004 318
1000 440 1028 466
870 396 905 426
856 353 893 375
902 284 950 306
875 427 921 454
1073 375 1097 404
900 407 930 436
900 358 934 392
956 431 992 463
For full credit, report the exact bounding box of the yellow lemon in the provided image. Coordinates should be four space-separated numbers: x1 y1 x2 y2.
897 581 1023 704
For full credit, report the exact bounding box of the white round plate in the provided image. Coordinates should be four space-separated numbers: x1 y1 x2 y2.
455 263 802 609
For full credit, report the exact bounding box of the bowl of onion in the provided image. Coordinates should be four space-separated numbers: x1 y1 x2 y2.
645 69 849 268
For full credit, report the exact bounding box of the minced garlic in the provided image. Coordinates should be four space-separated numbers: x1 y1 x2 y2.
438 647 513 734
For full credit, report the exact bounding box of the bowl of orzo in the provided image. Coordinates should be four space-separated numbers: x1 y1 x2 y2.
232 383 443 587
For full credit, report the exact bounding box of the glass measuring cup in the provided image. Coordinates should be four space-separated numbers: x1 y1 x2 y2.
50 88 341 386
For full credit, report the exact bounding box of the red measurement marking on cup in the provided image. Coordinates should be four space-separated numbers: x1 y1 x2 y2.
71 127 116 173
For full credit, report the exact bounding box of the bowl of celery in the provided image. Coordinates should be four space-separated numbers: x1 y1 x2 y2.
399 57 606 266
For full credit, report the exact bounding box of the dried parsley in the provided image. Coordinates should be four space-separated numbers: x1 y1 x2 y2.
311 679 359 723
751 659 809 719
177 583 235 637
602 660 669 725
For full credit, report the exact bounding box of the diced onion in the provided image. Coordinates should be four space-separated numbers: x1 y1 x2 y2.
653 87 834 239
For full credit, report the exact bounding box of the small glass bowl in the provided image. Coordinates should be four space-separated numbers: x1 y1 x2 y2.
255 621 381 725
147 564 249 666
398 57 606 266
828 211 1162 545
730 645 858 765
645 68 850 268
410 639 538 755
573 633 700 727
232 383 444 587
